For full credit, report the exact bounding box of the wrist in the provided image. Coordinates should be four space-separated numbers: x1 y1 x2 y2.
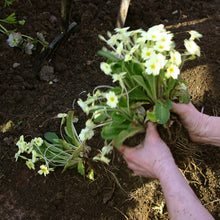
156 157 177 180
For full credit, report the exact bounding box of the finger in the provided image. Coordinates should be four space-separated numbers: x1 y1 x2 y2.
171 102 194 115
171 102 184 114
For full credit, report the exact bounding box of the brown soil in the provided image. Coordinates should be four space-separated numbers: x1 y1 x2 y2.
0 0 220 219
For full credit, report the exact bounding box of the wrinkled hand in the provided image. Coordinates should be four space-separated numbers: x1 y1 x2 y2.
118 122 174 179
171 102 210 143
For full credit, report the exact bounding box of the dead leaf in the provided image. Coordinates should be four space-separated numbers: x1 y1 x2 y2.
0 120 15 133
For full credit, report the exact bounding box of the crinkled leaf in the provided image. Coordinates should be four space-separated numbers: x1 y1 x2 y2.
110 111 128 123
165 99 173 110
114 125 145 148
155 100 170 124
101 120 131 140
129 87 150 101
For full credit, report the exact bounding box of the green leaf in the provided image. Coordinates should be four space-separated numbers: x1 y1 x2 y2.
101 120 131 140
132 63 144 75
44 132 59 144
101 126 122 140
108 86 122 95
155 100 170 124
147 111 157 122
132 75 154 102
93 113 108 123
129 87 150 101
65 111 80 147
110 111 127 123
189 55 196 60
114 125 145 148
0 12 16 24
97 50 119 62
77 159 85 176
164 78 176 98
175 90 190 104
165 99 173 110
18 20 25 25
111 61 123 73
119 96 128 107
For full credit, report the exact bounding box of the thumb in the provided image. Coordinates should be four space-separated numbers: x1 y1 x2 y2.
171 102 184 115
145 122 159 140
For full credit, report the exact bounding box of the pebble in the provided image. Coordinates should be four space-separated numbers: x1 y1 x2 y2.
13 63 21 68
40 65 54 82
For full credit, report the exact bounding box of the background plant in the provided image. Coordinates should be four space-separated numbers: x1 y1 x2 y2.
0 2 48 54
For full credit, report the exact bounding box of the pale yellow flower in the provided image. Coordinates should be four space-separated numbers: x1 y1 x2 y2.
184 39 200 56
57 113 67 118
188 30 202 40
100 62 112 75
34 137 43 147
166 64 180 79
105 91 118 108
38 165 53 176
26 159 35 170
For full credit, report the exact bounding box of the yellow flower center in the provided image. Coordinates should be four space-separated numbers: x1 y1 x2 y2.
146 52 151 56
152 35 156 39
159 45 164 49
169 67 174 73
42 167 47 172
150 64 156 70
110 97 115 102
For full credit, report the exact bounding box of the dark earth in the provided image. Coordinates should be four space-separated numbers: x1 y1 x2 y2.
0 0 220 219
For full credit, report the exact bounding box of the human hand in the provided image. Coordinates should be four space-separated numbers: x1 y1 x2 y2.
118 122 175 179
171 102 211 143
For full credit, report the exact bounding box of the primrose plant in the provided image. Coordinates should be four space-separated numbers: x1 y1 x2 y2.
77 25 202 152
15 111 94 179
15 24 202 176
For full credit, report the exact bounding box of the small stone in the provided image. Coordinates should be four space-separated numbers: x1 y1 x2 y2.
40 65 54 82
49 15 57 24
13 63 20 68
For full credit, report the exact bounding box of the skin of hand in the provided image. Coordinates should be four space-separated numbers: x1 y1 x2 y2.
118 122 174 179
118 121 214 220
172 102 220 146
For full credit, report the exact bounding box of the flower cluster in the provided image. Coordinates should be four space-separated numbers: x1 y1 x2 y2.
99 25 202 80
15 135 54 176
76 25 202 149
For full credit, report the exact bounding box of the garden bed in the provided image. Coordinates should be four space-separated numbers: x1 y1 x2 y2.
0 0 219 219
